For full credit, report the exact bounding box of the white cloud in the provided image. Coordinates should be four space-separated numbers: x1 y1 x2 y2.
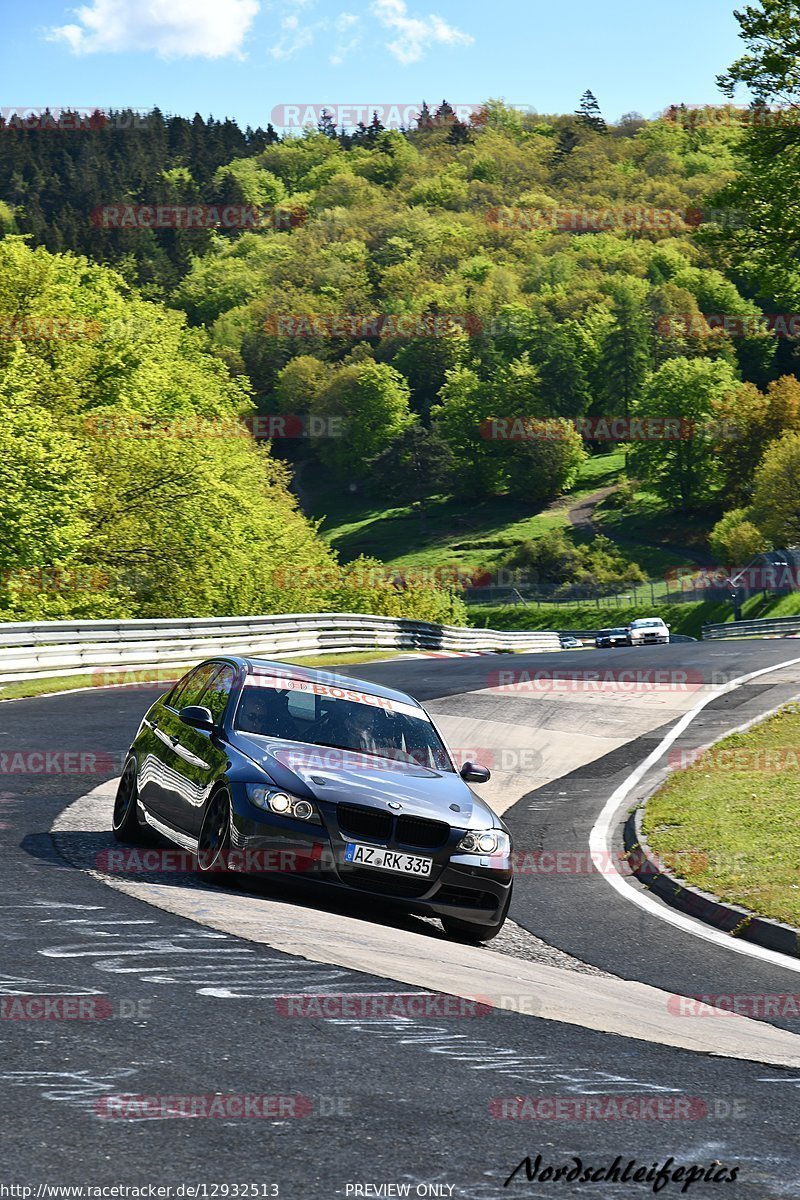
268 7 359 64
330 11 360 65
268 12 318 60
370 0 472 65
48 0 260 58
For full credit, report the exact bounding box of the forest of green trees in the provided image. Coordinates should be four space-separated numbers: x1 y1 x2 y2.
4 1 800 621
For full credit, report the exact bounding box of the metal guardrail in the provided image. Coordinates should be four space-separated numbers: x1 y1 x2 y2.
0 613 561 684
702 616 800 640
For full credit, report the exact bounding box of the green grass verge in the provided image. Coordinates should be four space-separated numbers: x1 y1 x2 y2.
468 600 725 639
643 704 800 928
0 650 414 702
468 592 800 638
738 593 800 621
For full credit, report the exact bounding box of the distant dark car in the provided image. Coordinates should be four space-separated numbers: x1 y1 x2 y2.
595 627 629 649
113 657 513 941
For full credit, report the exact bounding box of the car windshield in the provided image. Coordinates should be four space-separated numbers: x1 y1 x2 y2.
632 620 664 628
235 675 455 771
612 628 627 635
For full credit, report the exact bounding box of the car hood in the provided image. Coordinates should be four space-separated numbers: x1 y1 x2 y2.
233 733 499 829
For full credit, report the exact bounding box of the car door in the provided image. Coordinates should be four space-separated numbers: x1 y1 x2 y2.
146 661 223 833
163 662 237 838
137 663 216 823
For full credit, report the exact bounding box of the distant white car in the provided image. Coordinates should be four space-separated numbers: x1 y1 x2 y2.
627 617 670 646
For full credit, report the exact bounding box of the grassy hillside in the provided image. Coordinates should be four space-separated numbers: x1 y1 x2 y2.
308 449 689 575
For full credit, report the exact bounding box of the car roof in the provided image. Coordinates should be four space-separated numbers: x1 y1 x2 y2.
234 655 424 711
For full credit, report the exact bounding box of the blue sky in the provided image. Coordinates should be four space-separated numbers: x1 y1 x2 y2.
0 0 750 131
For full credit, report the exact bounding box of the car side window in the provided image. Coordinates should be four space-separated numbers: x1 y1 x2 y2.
170 663 220 711
167 666 204 711
202 665 236 725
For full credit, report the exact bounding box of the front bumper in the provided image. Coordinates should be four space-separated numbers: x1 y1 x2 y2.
229 786 512 925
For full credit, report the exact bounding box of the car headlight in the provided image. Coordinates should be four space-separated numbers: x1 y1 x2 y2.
246 785 321 823
457 829 511 856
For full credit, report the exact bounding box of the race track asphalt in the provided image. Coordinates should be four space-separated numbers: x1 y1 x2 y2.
3 641 800 1198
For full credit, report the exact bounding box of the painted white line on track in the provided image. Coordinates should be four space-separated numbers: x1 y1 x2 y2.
590 654 800 973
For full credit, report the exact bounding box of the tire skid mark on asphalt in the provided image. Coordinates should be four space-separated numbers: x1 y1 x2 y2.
0 1068 300 1124
0 897 395 999
323 1018 680 1093
0 1068 142 1114
0 790 20 831
0 973 106 996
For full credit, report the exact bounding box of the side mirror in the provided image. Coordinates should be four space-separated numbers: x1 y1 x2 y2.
179 705 215 732
666 624 672 630
460 761 491 784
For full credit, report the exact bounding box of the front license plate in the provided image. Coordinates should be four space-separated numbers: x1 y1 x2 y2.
344 843 433 877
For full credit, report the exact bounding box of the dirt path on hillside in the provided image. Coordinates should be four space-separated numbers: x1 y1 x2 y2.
567 486 716 568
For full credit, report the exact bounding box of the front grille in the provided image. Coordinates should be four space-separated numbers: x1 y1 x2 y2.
336 804 450 851
395 815 449 850
343 868 433 898
337 804 392 842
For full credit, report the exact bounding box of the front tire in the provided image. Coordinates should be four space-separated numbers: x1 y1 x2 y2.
197 788 232 874
441 885 512 943
112 758 145 843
